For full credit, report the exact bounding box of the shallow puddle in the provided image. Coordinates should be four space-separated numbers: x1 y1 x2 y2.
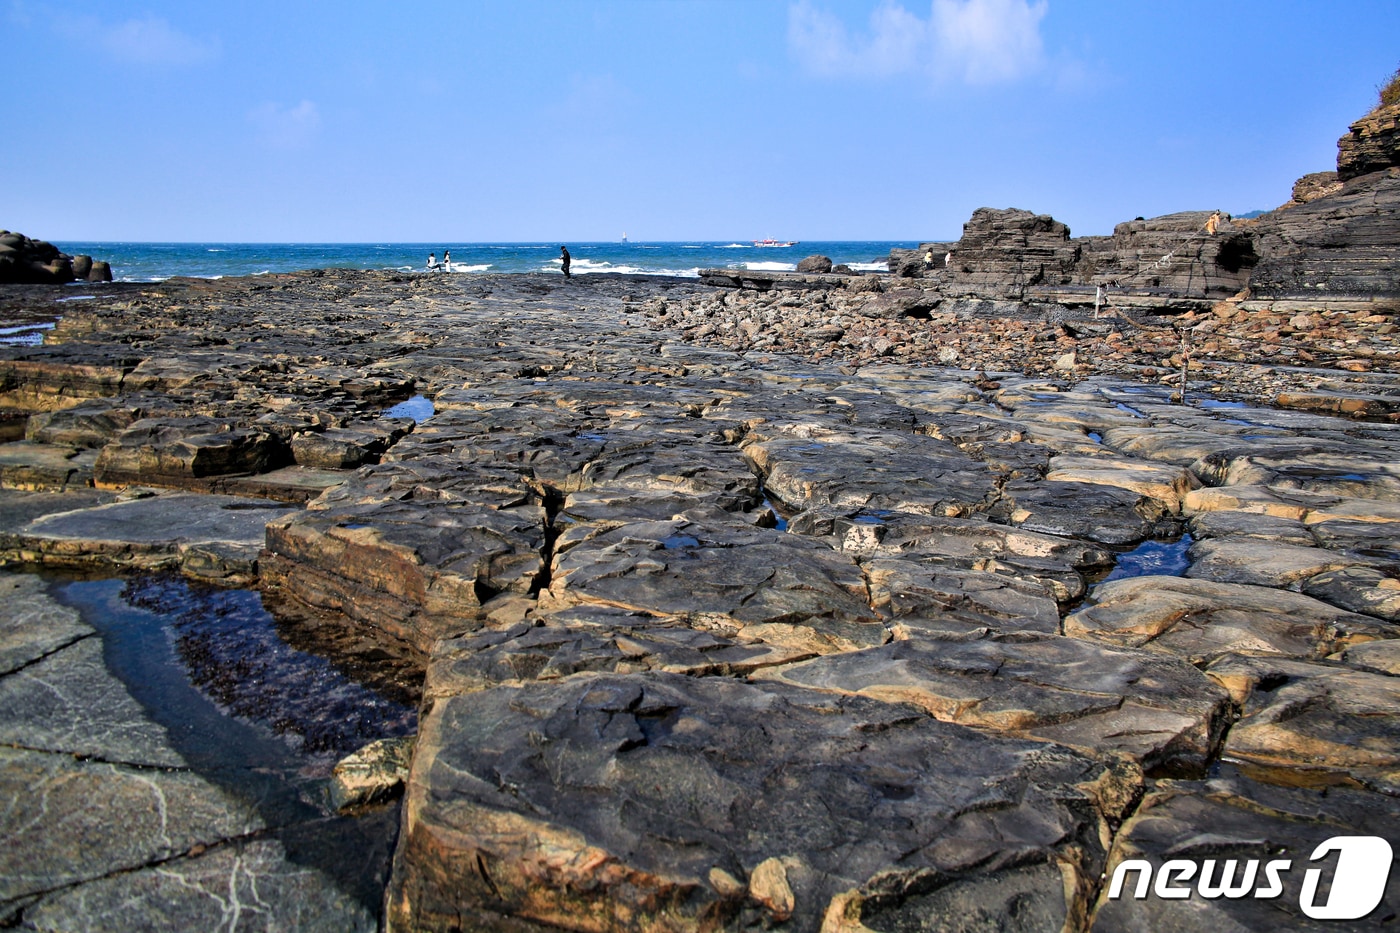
1098 534 1193 584
41 571 415 919
383 393 435 422
54 573 417 772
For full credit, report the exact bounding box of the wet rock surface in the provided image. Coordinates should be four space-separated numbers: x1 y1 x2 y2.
1 267 1399 929
0 572 394 931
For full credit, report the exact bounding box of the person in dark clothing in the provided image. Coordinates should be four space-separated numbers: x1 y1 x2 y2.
560 246 571 279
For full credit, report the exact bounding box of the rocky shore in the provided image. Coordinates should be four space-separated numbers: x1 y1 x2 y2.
0 102 1398 931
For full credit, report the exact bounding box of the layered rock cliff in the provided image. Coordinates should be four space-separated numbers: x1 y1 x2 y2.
887 98 1400 309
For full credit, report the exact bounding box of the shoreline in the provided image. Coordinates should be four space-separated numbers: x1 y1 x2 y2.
9 267 1394 417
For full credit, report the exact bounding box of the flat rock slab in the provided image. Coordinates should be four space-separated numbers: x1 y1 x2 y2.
1185 538 1365 588
1001 480 1169 545
1186 509 1317 545
0 441 95 491
1304 565 1400 622
1185 484 1400 525
93 417 292 490
864 558 1062 634
4 491 294 578
0 635 185 767
1066 575 1393 665
826 511 1112 567
744 432 995 517
754 632 1229 774
0 573 94 675
1045 454 1197 513
1093 768 1400 931
388 672 1136 933
0 746 264 906
544 518 886 653
425 609 813 701
1206 653 1400 793
222 464 349 503
17 836 377 933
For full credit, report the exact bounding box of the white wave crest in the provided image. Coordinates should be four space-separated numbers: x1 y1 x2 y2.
448 264 491 273
739 261 796 272
847 261 890 272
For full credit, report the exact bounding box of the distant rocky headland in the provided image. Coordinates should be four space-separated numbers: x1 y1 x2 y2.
0 102 1398 931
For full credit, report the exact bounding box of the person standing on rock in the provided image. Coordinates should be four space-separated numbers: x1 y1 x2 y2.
560 246 571 279
443 249 452 273
1205 212 1222 236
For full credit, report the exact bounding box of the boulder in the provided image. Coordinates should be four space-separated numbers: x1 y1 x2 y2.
796 254 833 274
330 736 416 811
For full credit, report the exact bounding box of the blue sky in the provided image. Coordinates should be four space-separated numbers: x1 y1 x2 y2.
5 1 1398 242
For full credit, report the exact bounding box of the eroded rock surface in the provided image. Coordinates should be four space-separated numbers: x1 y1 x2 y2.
388 672 1136 933
2 267 1399 930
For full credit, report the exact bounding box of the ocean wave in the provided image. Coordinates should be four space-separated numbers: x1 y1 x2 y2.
448 264 491 273
719 243 747 248
847 261 890 272
737 261 796 272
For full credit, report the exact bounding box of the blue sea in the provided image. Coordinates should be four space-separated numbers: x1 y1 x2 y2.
51 241 914 283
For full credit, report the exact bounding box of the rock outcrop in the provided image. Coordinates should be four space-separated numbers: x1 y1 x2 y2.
1338 100 1400 181
0 231 111 284
1248 167 1400 301
942 208 1081 298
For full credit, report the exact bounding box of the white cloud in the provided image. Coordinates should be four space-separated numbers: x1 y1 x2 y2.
101 14 217 66
248 100 322 150
788 0 1048 86
56 13 218 66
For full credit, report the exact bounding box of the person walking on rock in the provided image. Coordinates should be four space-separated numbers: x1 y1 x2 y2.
560 246 571 279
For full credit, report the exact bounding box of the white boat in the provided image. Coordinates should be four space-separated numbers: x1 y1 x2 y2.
753 238 797 247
